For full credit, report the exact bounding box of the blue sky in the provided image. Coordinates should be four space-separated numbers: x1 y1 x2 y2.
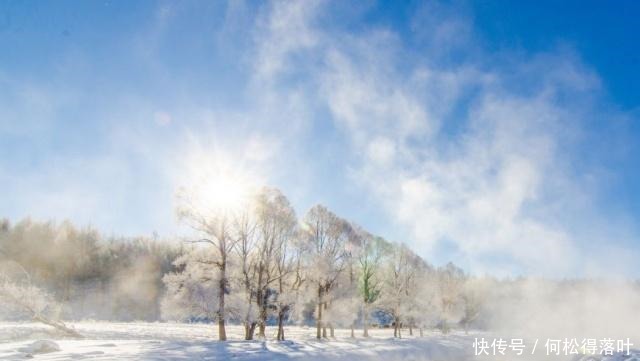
1 0 639 277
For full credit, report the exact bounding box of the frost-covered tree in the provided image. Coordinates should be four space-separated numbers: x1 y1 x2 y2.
273 228 305 341
379 243 424 338
459 276 489 333
406 261 440 336
162 245 260 339
172 187 245 341
354 229 390 337
301 205 351 339
252 187 297 339
436 262 466 334
323 288 359 337
323 226 361 338
323 261 360 338
403 259 436 337
166 187 299 341
230 210 260 340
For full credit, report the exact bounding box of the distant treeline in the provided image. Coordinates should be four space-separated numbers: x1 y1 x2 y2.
0 218 183 321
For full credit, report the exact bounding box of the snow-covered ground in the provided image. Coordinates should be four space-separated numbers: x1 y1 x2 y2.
0 322 473 360
0 322 638 361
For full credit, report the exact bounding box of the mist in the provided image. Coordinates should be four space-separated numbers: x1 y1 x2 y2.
481 278 640 344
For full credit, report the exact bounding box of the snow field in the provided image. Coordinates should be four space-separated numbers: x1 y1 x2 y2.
0 322 472 360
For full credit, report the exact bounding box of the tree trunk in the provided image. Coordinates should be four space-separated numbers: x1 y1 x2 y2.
276 311 285 341
409 325 413 336
322 301 328 338
258 301 267 338
350 324 355 338
257 289 267 338
419 327 423 337
218 263 227 341
363 304 369 337
33 315 83 339
394 318 402 339
316 286 323 339
244 322 257 340
330 324 334 338
218 317 226 341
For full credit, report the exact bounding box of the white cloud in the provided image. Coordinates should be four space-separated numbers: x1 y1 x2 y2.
366 137 396 166
253 0 635 276
254 0 322 80
321 48 433 144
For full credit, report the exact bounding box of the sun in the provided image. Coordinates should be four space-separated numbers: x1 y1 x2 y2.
198 170 253 213
179 147 259 216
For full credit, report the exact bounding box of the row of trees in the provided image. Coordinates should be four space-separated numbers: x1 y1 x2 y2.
162 186 481 341
0 188 484 341
4 193 639 343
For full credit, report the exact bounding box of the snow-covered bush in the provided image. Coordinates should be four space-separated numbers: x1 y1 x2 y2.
0 268 81 338
0 273 60 321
